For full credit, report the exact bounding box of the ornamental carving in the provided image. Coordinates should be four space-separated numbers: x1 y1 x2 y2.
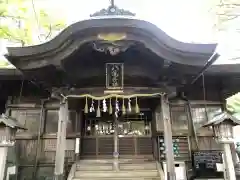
90 5 135 17
92 41 135 56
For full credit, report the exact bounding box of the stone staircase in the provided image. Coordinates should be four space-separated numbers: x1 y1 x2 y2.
67 159 164 180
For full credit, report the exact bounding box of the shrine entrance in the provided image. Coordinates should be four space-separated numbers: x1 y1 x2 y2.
4 1 220 178
80 105 154 159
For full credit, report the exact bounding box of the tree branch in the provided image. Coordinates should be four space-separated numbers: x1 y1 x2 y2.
217 3 240 7
230 57 240 61
45 23 52 40
219 0 240 6
0 28 22 43
226 15 239 20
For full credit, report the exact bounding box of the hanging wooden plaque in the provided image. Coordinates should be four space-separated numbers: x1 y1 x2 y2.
105 63 124 93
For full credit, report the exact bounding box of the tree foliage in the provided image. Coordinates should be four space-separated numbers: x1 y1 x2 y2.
0 0 66 46
211 0 240 31
227 92 240 119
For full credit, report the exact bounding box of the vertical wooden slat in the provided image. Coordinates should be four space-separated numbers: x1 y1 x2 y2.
17 140 37 165
81 137 96 157
98 137 114 156
96 136 99 157
134 136 137 156
33 100 46 179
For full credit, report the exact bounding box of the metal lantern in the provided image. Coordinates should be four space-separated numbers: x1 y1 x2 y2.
203 111 240 180
0 114 26 180
0 113 26 147
213 122 235 143
203 111 240 144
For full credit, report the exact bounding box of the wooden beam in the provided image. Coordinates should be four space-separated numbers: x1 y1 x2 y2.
161 94 176 180
54 99 68 180
52 86 176 98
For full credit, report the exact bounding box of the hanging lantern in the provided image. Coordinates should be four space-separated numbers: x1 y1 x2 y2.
84 97 88 114
109 98 113 115
96 100 101 117
135 97 140 114
122 98 126 115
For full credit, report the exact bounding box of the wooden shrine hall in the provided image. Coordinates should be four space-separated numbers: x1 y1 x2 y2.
2 3 240 180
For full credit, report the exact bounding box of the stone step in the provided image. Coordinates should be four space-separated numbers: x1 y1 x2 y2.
77 162 157 171
77 162 112 166
77 158 155 164
77 164 113 171
78 159 114 164
75 170 159 178
73 178 161 180
120 162 157 170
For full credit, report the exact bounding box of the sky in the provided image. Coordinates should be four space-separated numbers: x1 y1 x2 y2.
41 0 217 43
1 0 240 67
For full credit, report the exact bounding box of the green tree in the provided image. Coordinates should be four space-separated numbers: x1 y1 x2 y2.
227 92 240 119
210 0 240 31
0 0 66 46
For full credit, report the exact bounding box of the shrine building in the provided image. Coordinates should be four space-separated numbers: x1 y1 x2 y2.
1 3 240 180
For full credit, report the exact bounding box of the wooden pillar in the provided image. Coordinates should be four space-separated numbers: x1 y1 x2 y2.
54 99 68 180
0 147 8 180
161 94 176 180
74 111 81 161
113 114 119 171
230 143 238 165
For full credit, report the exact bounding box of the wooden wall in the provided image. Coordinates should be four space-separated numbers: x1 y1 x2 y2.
6 96 223 180
153 100 222 162
6 97 80 180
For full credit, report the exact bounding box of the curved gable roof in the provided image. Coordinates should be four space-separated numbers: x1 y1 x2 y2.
6 18 218 69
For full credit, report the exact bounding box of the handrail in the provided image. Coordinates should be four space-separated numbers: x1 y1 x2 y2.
67 163 77 180
156 161 165 180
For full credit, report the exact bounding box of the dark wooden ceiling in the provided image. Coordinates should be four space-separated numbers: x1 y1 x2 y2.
18 42 205 90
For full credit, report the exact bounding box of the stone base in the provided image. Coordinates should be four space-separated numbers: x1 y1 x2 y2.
235 163 240 176
54 174 64 180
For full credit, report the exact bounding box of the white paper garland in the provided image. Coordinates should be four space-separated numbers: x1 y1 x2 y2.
128 98 132 112
103 99 107 112
90 100 95 112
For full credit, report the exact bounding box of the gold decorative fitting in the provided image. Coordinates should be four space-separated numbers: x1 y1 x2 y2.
97 33 127 42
